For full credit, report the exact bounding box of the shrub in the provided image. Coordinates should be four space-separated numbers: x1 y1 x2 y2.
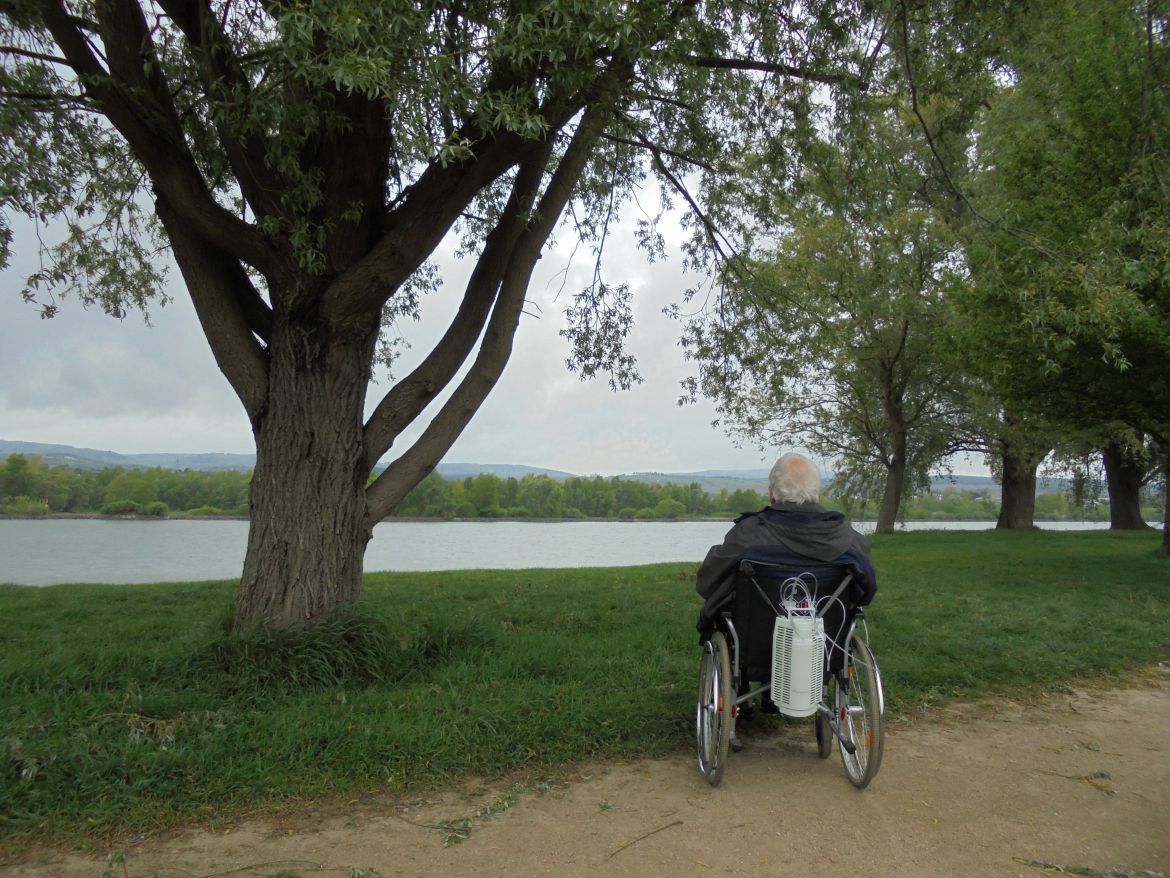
141 501 169 517
99 499 141 515
618 507 638 520
184 505 229 516
0 496 50 516
454 502 477 518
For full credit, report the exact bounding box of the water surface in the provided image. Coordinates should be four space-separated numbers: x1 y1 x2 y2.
0 517 1123 586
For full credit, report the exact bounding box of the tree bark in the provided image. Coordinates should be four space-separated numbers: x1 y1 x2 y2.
995 437 1045 529
875 431 907 534
1159 438 1170 555
234 311 378 629
996 459 1037 529
1102 439 1152 530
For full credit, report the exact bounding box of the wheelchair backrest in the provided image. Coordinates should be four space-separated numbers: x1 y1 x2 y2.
732 557 859 679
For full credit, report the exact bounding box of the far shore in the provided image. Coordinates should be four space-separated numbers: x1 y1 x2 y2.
1 512 736 524
3 512 1136 526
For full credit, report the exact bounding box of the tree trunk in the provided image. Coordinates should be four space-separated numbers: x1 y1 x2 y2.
875 434 907 534
996 435 1044 529
234 315 377 629
1102 439 1152 530
996 463 1037 529
1160 438 1170 555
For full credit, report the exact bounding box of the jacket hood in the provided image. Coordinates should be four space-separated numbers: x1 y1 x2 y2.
758 502 860 561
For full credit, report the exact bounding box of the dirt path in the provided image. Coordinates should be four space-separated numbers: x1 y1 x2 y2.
6 672 1169 878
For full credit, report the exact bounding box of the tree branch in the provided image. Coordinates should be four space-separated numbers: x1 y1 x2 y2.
38 0 283 281
0 44 70 65
686 55 855 87
601 131 716 173
154 0 283 221
362 144 554 470
324 125 541 325
365 94 617 522
0 88 90 106
156 195 269 419
896 1 981 223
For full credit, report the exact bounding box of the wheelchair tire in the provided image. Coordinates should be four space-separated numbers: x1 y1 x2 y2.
815 710 833 759
831 631 885 789
696 631 732 786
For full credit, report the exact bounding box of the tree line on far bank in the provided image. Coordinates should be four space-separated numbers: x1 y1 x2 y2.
1 453 1158 524
0 454 250 517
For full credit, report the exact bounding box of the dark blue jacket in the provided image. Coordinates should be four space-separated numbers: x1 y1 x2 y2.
695 503 876 627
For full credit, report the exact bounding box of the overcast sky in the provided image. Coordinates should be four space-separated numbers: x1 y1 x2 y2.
0 205 811 477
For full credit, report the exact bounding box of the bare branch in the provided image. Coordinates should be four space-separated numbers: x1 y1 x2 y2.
156 196 269 419
326 94 585 324
0 88 89 106
0 44 69 65
602 131 716 173
686 55 856 87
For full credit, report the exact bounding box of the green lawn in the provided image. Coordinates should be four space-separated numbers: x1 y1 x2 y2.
1 529 1166 848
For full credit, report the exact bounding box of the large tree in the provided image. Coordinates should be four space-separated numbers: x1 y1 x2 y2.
681 98 975 533
1 0 887 625
957 0 1170 548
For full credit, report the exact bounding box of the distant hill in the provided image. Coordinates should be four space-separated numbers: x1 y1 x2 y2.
619 471 771 495
5 440 1046 496
435 462 576 481
0 442 580 480
0 440 255 472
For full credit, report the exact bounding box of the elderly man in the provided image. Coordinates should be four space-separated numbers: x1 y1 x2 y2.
696 451 875 607
695 452 876 732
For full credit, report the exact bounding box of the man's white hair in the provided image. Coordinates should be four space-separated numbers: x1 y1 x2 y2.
768 452 822 505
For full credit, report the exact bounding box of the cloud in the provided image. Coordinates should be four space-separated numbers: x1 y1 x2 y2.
0 206 774 472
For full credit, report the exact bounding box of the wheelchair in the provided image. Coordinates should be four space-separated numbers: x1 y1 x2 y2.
695 556 885 789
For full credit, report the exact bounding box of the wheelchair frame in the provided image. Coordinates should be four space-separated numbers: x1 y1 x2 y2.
696 560 885 789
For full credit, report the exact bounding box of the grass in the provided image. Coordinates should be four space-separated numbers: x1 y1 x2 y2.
0 529 1167 851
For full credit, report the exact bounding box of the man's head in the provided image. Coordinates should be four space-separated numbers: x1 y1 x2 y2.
768 452 822 505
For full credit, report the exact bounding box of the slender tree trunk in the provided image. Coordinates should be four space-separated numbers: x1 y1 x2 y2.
1102 439 1152 530
234 314 378 629
875 433 907 534
1159 438 1170 555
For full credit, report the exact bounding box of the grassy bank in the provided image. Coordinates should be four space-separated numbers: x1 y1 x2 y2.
1 530 1166 848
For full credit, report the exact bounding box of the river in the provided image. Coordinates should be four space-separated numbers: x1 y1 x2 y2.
0 517 1130 587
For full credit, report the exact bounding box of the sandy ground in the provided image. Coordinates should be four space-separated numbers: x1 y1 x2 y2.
5 670 1168 878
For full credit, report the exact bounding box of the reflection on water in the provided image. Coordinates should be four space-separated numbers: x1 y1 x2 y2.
0 517 1127 586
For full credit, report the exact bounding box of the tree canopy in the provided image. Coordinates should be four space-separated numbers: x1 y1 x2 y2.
1 0 888 625
678 9 987 532
958 0 1170 440
953 0 1169 541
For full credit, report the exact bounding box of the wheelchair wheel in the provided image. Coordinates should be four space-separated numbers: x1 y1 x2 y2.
830 631 885 789
815 710 833 759
696 631 732 786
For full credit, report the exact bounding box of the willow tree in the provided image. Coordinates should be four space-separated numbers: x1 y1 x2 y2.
958 0 1170 548
1 0 884 625
682 99 975 533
